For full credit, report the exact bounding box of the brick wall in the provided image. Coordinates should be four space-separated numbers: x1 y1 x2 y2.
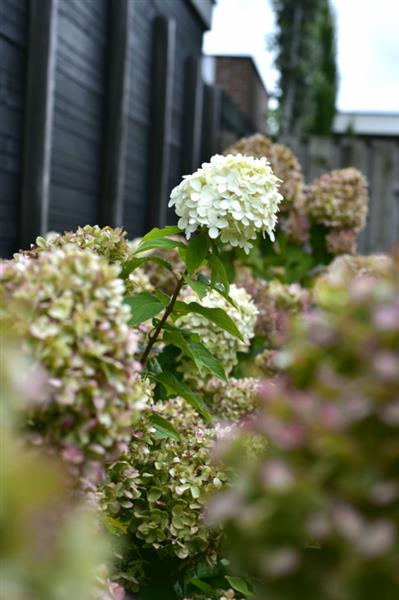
215 56 268 133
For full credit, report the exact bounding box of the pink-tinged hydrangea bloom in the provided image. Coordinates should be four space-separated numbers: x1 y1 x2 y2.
305 167 369 231
1 244 152 477
169 154 283 254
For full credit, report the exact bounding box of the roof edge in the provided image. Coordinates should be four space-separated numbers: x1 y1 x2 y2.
187 0 214 29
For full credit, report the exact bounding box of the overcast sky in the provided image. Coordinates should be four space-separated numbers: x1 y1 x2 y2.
203 0 399 113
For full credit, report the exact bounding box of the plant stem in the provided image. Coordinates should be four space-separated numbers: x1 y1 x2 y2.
141 274 185 365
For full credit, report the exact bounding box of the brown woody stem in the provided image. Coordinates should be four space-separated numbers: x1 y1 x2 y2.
141 274 185 365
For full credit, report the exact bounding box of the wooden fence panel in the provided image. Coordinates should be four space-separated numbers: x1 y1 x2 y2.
280 135 398 255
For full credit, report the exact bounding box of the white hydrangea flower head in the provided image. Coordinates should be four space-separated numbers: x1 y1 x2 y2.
169 154 283 254
176 284 258 376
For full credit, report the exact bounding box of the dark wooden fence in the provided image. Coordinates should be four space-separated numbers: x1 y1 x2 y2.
1 0 254 258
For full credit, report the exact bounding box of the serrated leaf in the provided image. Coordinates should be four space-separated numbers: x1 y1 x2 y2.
187 341 227 381
225 576 252 597
208 254 230 293
149 414 181 442
185 231 209 275
134 237 186 254
124 292 164 326
141 225 181 242
174 301 243 341
154 372 211 421
120 255 172 279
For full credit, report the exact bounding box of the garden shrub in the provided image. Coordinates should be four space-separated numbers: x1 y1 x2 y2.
1 244 152 478
100 398 229 566
210 265 399 600
100 377 261 593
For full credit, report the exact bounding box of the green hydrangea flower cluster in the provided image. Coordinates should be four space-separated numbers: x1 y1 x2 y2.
176 284 258 377
18 225 132 263
210 266 399 600
100 398 230 564
17 225 155 296
1 244 152 476
203 378 259 423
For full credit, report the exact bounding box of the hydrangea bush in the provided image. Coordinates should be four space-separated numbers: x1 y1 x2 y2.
99 376 260 594
1 244 151 477
210 266 399 600
100 398 229 567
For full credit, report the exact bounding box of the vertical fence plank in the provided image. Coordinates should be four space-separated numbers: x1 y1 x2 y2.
182 56 203 174
201 84 222 160
147 15 176 229
367 140 396 253
20 0 58 248
101 0 131 228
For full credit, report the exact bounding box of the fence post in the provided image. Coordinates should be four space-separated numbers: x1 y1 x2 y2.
201 84 222 161
182 56 203 174
101 0 131 228
146 16 176 229
20 0 58 248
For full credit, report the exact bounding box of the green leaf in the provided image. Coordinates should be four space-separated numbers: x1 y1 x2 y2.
187 341 227 381
103 515 128 536
174 301 243 341
208 254 230 293
185 276 209 300
154 290 171 306
134 238 186 254
163 330 227 381
189 578 214 594
197 273 237 308
154 372 211 421
149 414 181 442
163 329 195 361
185 231 209 275
124 292 164 326
120 255 172 279
225 576 252 597
140 225 181 242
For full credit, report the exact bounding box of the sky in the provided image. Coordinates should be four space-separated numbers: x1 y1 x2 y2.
203 0 399 113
